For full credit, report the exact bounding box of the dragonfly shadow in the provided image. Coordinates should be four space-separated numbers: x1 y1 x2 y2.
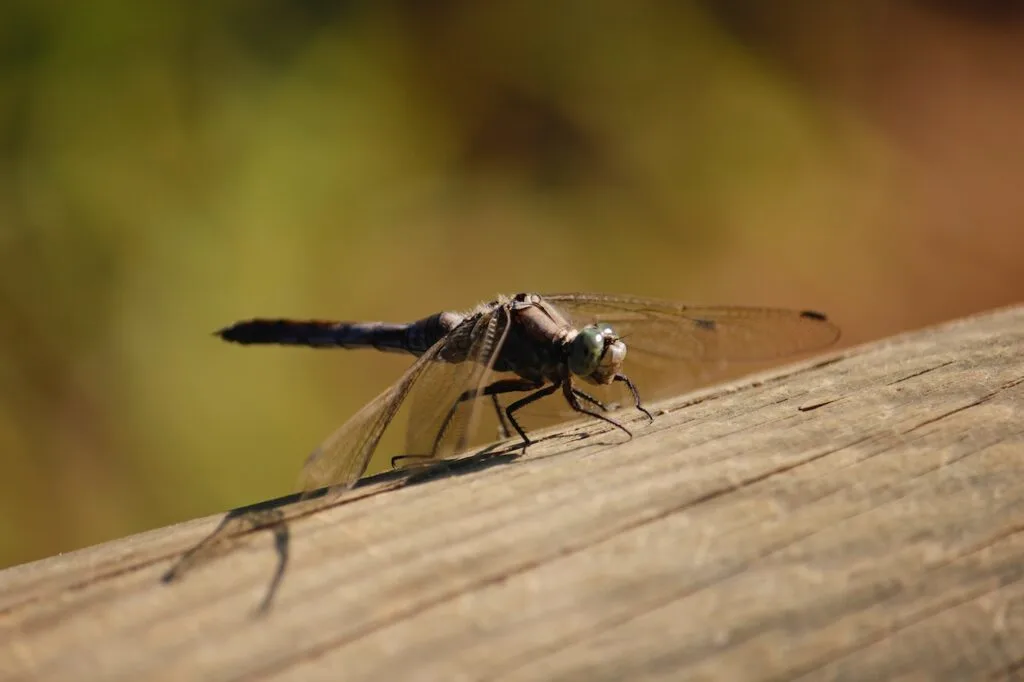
160 444 521 616
160 491 302 617
398 443 521 487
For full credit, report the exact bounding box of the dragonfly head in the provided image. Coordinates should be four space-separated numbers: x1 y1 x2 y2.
568 323 627 385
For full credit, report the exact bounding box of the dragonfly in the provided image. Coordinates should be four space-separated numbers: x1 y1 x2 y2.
218 293 840 495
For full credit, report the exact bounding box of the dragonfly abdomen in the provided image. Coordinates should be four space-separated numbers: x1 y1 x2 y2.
217 319 416 352
217 311 465 355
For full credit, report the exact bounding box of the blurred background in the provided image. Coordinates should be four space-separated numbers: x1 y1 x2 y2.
2 0 1022 568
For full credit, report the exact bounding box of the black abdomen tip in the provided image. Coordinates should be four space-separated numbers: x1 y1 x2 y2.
216 320 269 344
215 318 344 346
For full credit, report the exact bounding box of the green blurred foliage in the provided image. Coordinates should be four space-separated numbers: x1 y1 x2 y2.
2 0 1021 567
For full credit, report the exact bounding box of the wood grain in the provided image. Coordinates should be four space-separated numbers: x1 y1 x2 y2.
2 305 1023 681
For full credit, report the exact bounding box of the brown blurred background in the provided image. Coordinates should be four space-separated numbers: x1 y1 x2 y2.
1 0 1022 568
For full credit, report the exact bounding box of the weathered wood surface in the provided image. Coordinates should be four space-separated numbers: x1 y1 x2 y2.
2 305 1024 682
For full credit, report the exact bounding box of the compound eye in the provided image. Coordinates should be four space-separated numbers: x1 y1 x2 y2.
568 326 604 376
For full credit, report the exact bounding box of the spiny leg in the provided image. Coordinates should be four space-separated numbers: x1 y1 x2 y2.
562 380 633 438
429 378 543 455
492 394 512 439
572 387 610 412
391 378 542 469
496 387 607 442
491 387 608 445
503 381 562 447
614 373 654 423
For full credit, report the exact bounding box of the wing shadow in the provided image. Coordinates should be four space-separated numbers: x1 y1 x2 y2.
161 444 519 616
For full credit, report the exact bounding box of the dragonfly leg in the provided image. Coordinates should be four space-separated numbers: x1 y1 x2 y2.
613 373 654 423
429 378 544 457
491 394 512 439
572 388 610 412
504 381 562 446
562 380 633 438
492 382 590 439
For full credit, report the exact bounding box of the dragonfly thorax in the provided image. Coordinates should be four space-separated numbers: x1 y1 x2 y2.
567 323 626 385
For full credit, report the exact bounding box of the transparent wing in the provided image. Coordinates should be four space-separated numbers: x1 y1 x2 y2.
300 306 512 495
544 292 840 364
298 339 449 496
404 303 511 460
538 292 840 406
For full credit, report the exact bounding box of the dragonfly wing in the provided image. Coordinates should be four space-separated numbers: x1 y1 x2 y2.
404 303 512 460
542 293 840 404
543 293 840 364
299 338 450 495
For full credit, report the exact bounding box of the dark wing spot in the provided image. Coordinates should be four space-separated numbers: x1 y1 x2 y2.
800 310 828 322
694 318 717 331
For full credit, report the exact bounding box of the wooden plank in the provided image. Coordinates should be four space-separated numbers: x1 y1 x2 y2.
2 305 1023 681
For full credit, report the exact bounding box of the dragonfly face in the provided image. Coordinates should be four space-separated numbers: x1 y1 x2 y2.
567 323 627 386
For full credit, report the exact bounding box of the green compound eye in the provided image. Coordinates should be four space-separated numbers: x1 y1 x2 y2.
568 325 605 376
